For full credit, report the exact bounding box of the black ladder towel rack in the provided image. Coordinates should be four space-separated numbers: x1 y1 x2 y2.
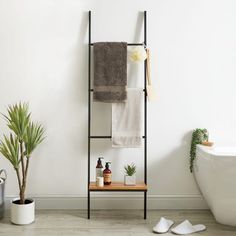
87 10 148 219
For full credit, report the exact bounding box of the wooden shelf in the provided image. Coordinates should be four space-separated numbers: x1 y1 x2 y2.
89 182 147 191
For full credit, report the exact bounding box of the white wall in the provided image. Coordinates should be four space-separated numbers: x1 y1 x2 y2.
1 0 236 209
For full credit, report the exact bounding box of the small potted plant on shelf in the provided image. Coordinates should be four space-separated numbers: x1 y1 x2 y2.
124 163 136 186
0 102 45 225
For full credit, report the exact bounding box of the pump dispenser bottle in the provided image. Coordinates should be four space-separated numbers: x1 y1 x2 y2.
103 162 112 185
96 157 103 178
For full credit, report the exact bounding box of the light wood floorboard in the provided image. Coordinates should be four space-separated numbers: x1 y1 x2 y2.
0 210 236 235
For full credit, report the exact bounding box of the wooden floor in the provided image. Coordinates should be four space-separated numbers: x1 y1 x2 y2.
0 210 236 235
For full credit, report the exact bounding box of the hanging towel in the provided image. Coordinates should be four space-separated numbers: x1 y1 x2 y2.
112 88 143 148
93 42 127 103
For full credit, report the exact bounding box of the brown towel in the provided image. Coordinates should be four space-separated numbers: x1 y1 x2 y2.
93 42 127 102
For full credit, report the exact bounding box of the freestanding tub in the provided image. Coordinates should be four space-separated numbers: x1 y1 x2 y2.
194 145 236 226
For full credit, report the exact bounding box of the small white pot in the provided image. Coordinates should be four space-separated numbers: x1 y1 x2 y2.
124 175 136 185
11 198 35 225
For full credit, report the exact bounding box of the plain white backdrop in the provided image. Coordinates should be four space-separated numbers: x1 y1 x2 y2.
0 0 236 209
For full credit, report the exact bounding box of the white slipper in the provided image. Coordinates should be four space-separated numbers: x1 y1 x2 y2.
153 217 174 234
171 220 206 235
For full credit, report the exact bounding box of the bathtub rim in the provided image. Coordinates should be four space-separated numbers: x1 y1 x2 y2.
196 144 236 158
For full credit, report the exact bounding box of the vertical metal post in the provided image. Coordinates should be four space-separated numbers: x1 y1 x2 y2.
88 10 91 220
144 10 147 220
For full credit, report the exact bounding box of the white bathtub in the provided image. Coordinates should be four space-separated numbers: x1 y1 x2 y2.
194 145 236 226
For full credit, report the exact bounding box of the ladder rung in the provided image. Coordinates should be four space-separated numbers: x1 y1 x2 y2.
90 136 111 139
90 43 145 46
89 89 146 92
89 136 146 139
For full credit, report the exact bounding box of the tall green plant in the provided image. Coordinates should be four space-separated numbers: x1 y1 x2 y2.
0 102 45 204
190 128 208 172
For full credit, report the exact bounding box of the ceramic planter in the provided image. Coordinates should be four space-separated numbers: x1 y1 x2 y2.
11 198 35 225
0 179 5 219
124 175 136 185
0 169 7 219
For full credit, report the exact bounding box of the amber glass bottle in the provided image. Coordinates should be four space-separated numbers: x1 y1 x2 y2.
96 157 103 178
103 162 111 185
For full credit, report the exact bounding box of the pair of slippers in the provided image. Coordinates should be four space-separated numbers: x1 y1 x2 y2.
153 217 206 234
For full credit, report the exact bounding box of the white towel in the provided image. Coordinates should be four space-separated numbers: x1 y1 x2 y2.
112 88 143 148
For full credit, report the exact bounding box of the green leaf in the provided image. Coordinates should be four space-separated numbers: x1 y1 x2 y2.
24 122 45 157
124 163 136 176
0 102 45 169
189 128 208 172
0 134 20 169
3 102 31 141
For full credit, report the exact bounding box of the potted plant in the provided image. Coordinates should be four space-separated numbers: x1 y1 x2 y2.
190 128 208 172
0 103 45 225
124 163 136 186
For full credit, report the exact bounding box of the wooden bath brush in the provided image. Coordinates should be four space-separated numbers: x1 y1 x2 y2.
146 48 157 102
201 141 214 147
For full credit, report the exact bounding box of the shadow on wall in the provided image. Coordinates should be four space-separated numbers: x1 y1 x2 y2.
71 11 90 157
69 11 89 105
45 11 89 157
148 131 198 195
128 11 145 88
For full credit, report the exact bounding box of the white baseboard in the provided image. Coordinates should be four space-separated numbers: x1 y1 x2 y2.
4 194 209 210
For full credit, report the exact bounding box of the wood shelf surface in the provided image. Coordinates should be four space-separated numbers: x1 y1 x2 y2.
89 182 147 191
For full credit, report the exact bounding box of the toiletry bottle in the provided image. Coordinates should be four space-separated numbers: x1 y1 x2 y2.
96 157 103 178
103 162 112 185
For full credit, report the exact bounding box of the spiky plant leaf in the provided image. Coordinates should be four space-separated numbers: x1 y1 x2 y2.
24 122 45 157
0 134 20 169
2 102 31 141
124 163 136 176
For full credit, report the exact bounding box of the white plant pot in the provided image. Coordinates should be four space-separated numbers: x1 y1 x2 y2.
11 198 35 225
124 175 136 185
